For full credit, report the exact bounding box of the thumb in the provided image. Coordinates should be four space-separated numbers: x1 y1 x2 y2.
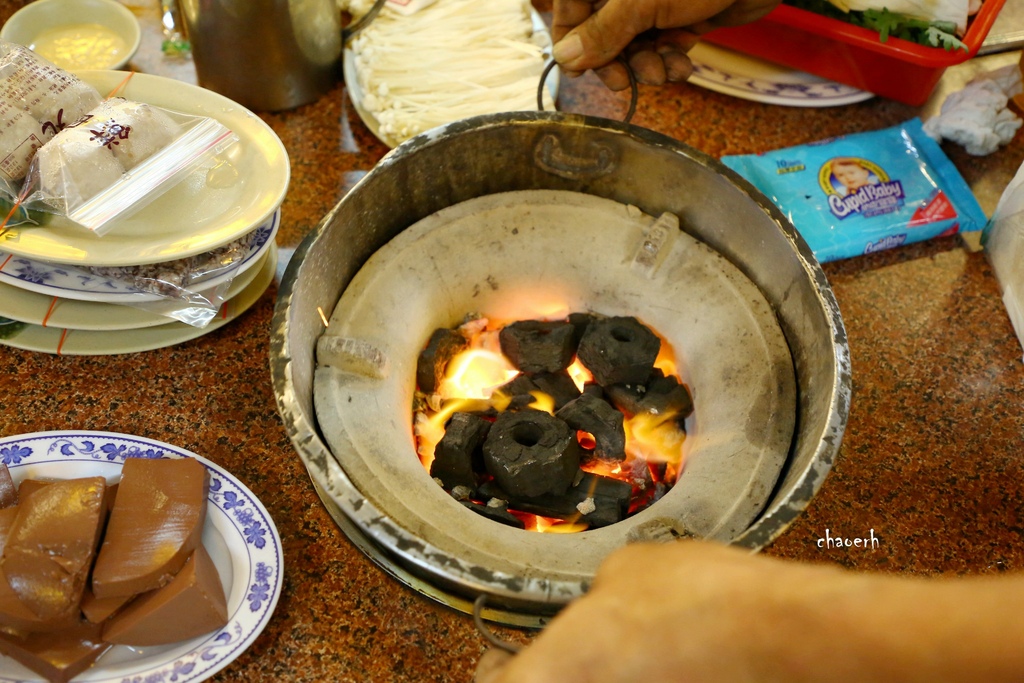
552 0 652 71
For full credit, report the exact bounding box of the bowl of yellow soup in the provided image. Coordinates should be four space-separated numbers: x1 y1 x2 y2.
1 0 141 71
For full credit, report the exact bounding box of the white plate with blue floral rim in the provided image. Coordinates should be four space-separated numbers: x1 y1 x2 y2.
0 430 283 683
0 71 290 268
687 42 874 107
0 243 275 354
0 243 271 332
0 209 279 304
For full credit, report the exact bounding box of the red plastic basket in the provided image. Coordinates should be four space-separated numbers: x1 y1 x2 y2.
702 0 1008 105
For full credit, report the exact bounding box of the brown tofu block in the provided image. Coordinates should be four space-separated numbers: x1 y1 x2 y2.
0 465 16 509
102 544 228 646
79 585 133 624
91 458 209 599
0 506 78 633
1 477 107 621
0 618 111 683
0 566 80 633
0 506 18 551
15 479 55 501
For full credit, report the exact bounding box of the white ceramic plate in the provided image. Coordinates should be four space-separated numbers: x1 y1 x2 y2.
688 42 874 107
0 208 278 304
0 243 275 354
345 9 557 147
0 244 272 331
0 71 289 267
0 430 283 683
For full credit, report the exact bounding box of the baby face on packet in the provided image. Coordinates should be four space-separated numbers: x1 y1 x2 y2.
829 157 878 196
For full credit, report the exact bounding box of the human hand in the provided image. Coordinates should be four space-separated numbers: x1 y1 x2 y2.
473 540 837 683
551 0 781 90
475 540 1024 683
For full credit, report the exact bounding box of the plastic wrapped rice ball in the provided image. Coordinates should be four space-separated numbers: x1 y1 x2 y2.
0 107 45 183
36 125 125 210
0 43 101 136
90 98 178 170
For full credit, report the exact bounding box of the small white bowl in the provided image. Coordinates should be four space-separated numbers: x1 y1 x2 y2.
1 0 141 71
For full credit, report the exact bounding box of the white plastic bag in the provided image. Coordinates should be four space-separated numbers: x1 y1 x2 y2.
984 162 1024 360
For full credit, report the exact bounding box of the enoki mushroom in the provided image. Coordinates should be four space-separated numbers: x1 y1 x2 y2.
351 0 553 146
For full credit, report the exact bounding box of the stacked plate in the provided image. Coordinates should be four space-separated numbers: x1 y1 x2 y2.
0 70 290 355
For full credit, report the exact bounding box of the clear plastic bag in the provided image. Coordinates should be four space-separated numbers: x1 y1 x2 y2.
57 224 270 327
0 41 101 213
18 96 238 235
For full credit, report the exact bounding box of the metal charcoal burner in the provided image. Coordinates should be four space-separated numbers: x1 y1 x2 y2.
270 112 852 626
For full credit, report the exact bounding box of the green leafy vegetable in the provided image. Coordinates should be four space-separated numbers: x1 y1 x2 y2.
783 0 969 51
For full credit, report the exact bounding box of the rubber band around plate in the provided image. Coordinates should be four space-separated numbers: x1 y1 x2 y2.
537 58 638 124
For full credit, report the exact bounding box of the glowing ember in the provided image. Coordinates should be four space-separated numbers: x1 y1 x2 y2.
413 312 693 532
437 349 518 400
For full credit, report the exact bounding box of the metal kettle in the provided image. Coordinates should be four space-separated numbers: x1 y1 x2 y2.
167 0 383 111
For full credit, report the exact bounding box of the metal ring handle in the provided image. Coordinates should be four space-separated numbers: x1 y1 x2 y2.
537 58 638 124
343 0 388 43
473 594 524 655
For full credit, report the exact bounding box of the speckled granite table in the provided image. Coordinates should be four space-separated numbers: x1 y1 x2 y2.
1 1 1023 681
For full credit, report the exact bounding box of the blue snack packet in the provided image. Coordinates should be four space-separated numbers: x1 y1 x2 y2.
721 118 986 263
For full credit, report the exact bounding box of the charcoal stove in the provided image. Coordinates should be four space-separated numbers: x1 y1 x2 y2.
270 112 851 626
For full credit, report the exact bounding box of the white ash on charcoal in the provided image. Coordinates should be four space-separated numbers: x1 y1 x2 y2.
478 472 632 529
606 368 694 420
576 316 661 386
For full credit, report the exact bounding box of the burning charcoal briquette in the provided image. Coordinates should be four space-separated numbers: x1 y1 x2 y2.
497 374 542 411
482 409 580 498
530 371 581 410
460 500 525 529
556 393 626 461
576 316 660 386
479 472 631 528
606 369 694 419
499 320 577 374
416 328 467 394
430 412 491 490
568 312 596 348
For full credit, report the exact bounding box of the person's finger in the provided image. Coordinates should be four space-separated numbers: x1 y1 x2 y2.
659 47 694 82
551 0 598 44
553 0 657 72
594 61 632 91
628 50 667 86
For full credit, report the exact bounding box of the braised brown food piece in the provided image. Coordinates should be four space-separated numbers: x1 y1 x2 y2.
91 458 209 599
1 477 107 621
0 619 111 683
103 544 228 646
